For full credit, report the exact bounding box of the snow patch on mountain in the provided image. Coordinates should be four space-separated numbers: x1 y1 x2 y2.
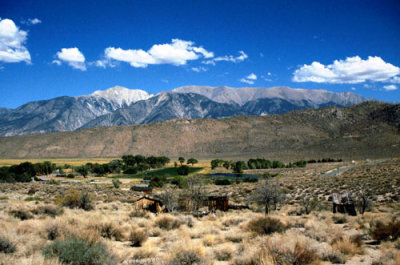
90 86 153 107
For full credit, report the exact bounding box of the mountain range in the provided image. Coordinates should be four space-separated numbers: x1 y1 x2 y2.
0 102 398 159
0 85 368 136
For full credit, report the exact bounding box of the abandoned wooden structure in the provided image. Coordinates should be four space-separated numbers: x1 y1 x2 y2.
130 186 153 194
133 196 164 213
332 190 357 216
208 195 229 212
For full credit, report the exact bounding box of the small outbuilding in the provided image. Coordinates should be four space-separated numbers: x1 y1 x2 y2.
130 186 154 194
208 195 229 212
133 196 164 213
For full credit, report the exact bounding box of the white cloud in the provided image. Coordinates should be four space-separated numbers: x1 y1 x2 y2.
246 73 257 80
240 73 257 85
51 60 61 66
240 78 255 85
191 66 207 72
29 18 41 25
103 39 213 68
292 56 400 84
0 18 31 63
21 18 42 25
55 47 86 71
203 51 248 65
383 85 397 91
351 87 356 91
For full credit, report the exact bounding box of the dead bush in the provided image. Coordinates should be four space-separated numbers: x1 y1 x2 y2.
247 216 287 235
94 222 124 241
168 250 202 265
332 215 347 224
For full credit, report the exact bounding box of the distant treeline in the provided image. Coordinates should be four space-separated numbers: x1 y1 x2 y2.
75 155 170 177
0 161 56 183
211 158 307 174
307 158 343 163
0 155 171 183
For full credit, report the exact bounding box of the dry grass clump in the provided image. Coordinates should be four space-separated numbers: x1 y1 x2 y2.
129 228 148 247
370 218 400 241
265 241 319 265
31 204 64 217
246 216 287 235
91 222 124 241
155 215 181 230
332 214 347 224
0 235 16 253
9 208 33 220
213 243 235 261
331 236 364 257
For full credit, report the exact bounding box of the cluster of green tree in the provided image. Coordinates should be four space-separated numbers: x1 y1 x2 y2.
0 161 57 183
211 158 307 174
307 158 343 163
74 155 171 177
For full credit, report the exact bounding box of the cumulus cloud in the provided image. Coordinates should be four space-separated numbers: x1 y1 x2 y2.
383 85 397 91
0 18 31 63
55 47 86 70
102 39 213 68
203 50 248 65
240 73 257 84
292 56 400 84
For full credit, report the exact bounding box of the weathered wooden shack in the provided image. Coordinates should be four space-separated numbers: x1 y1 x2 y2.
332 190 357 216
133 196 164 213
208 195 229 212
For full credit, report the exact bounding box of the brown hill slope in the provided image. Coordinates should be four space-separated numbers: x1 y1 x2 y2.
0 102 399 160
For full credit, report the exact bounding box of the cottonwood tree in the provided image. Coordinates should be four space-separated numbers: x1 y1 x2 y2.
159 188 179 212
183 177 208 212
178 157 185 165
249 179 285 215
187 158 198 166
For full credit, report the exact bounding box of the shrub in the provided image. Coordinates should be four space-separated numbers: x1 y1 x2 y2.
0 235 16 253
215 179 232 185
59 190 94 210
177 165 190 176
10 209 33 220
67 174 75 179
32 205 64 217
129 228 148 247
247 217 286 235
112 179 122 189
42 237 116 265
266 242 319 265
155 216 181 230
47 179 60 185
370 219 400 241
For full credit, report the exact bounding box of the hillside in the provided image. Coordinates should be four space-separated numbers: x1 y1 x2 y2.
0 102 398 160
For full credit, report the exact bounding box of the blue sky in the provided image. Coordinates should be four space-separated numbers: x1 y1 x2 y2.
1 0 400 108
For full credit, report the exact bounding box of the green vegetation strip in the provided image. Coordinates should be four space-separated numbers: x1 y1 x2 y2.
115 167 203 179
